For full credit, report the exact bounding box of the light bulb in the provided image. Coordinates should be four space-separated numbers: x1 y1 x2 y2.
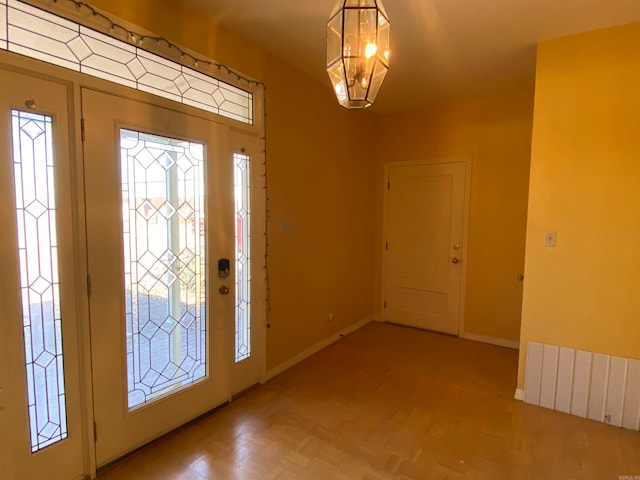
365 43 377 59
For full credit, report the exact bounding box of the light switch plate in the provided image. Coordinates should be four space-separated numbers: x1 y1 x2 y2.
544 230 557 247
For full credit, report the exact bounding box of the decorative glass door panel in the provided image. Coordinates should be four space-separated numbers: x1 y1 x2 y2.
0 68 85 480
83 88 230 466
234 152 251 363
11 110 68 450
120 129 207 410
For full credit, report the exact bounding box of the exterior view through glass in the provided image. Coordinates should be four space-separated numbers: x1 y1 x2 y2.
120 129 207 409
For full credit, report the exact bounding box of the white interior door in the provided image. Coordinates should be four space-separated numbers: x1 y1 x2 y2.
83 88 232 466
383 161 468 335
0 70 86 479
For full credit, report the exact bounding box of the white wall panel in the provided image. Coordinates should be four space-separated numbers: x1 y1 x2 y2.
523 343 640 431
587 353 609 422
605 356 627 427
540 345 559 409
571 350 591 418
555 347 575 414
524 342 544 405
622 359 640 430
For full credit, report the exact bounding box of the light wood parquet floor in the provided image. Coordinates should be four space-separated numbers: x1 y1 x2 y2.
98 322 640 479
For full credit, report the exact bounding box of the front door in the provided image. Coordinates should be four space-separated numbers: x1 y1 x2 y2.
0 70 86 479
383 161 468 335
83 88 232 466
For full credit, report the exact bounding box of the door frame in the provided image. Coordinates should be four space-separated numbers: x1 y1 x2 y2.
381 158 472 336
0 44 266 478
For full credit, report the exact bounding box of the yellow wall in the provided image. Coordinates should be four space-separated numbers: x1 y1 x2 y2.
263 59 376 368
89 0 377 370
373 94 534 342
518 22 640 388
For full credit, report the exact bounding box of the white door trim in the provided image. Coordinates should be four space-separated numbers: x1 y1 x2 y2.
381 157 472 336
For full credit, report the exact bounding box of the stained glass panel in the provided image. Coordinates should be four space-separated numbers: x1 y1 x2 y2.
11 109 68 452
120 129 207 410
1 0 253 124
234 153 251 363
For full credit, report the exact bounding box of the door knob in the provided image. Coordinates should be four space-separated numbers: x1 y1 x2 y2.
218 285 230 295
452 257 460 264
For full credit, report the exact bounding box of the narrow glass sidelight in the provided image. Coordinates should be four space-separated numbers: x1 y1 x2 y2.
234 153 251 363
120 129 207 410
11 110 68 452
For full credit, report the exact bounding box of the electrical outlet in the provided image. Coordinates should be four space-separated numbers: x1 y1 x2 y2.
328 313 334 322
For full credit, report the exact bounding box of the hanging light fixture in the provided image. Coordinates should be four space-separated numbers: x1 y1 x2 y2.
326 0 390 109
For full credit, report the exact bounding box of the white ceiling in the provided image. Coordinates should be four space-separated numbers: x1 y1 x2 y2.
181 0 640 113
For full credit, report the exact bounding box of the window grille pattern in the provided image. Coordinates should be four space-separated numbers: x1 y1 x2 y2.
0 0 253 124
234 153 251 362
11 110 68 452
120 129 207 409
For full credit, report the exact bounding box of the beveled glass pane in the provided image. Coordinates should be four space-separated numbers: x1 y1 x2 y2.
328 61 349 105
377 15 390 66
11 110 68 452
343 9 361 59
367 60 388 103
327 11 342 65
234 153 251 363
1 0 254 124
345 57 367 101
360 10 378 51
120 129 207 410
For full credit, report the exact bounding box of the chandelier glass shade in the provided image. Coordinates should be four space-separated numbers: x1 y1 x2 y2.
327 0 390 109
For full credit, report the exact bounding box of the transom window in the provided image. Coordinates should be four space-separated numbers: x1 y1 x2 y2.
0 0 253 124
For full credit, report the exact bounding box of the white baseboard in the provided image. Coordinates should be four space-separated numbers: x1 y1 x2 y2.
264 316 374 382
460 332 520 350
514 388 525 401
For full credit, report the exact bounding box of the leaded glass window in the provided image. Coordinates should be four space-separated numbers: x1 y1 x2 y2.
11 109 68 452
234 153 251 362
120 129 207 410
0 0 253 124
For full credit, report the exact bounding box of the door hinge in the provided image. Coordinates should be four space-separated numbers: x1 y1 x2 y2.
387 181 390 190
384 300 387 309
86 275 92 298
93 421 97 443
385 241 388 251
81 118 85 142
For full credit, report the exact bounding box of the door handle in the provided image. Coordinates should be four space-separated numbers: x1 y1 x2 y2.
218 285 230 295
452 257 460 264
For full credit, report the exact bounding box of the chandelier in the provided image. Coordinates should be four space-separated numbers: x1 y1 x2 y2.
326 0 390 109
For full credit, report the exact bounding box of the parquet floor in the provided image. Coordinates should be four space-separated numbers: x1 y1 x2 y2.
98 322 640 479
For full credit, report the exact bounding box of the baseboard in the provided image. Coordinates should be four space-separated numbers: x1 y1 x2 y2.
460 332 520 350
514 388 525 401
264 316 374 382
